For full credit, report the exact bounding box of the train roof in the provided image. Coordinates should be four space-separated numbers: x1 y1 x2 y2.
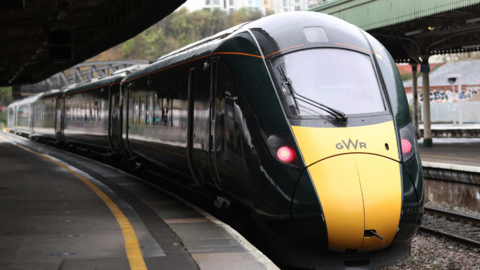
8 89 64 107
39 89 64 100
64 64 147 96
125 12 376 82
9 94 42 107
63 75 123 96
246 11 375 58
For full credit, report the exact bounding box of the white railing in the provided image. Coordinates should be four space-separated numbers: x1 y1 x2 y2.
421 101 480 123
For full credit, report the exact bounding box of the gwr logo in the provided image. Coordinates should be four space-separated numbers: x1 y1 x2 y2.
336 139 367 150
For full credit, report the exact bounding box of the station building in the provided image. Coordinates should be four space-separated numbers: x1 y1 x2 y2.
403 60 480 123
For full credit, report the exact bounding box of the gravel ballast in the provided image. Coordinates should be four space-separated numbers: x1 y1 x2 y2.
380 232 480 269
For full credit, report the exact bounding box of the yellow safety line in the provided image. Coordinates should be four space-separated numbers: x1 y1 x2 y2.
0 134 147 270
422 154 480 162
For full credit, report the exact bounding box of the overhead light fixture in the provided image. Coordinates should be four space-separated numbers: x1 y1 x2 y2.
405 28 424 36
428 26 435 31
466 17 480 24
462 44 480 49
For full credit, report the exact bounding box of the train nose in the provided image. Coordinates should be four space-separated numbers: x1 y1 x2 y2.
293 153 401 252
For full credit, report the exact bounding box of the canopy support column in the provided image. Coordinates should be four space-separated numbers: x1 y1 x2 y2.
411 62 420 139
421 56 432 147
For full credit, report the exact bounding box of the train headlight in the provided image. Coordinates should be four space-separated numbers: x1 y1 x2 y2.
399 123 415 161
401 139 412 154
261 131 300 166
277 146 295 163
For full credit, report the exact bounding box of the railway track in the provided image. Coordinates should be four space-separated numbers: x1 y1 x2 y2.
419 206 480 248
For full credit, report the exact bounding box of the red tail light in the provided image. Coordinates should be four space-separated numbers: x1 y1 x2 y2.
277 146 295 163
399 123 415 161
261 131 300 166
401 139 412 154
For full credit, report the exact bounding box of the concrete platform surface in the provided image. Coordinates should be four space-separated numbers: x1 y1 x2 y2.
419 123 480 130
419 138 480 170
0 132 278 270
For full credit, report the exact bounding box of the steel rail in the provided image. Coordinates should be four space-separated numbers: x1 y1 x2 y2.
424 206 480 226
419 206 480 248
418 226 480 248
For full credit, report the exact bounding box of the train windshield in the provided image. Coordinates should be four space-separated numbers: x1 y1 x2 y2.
274 49 385 117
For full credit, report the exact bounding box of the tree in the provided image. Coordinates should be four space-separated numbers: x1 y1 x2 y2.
0 87 12 125
88 7 263 62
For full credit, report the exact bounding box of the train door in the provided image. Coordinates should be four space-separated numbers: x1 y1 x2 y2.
188 62 221 189
122 83 134 158
55 97 63 140
208 61 223 190
29 103 34 134
109 85 123 153
186 68 203 186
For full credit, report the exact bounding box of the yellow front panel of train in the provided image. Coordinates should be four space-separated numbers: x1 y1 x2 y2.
291 121 399 166
308 155 365 251
355 154 401 251
293 121 402 252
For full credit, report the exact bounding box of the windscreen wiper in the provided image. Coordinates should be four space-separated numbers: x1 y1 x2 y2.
279 66 348 122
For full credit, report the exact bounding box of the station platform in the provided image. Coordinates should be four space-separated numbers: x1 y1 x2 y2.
0 132 277 270
419 137 480 187
419 138 480 169
419 123 480 138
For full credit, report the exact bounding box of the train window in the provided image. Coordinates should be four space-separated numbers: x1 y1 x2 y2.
161 94 170 126
274 49 385 117
154 94 160 125
172 93 180 128
86 103 90 122
139 96 145 125
133 97 139 124
90 103 93 122
74 105 77 121
93 101 100 121
91 102 95 121
66 105 70 121
86 103 89 122
146 95 151 125
100 101 104 121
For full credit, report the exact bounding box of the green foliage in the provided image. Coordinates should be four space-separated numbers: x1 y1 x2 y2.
0 87 13 125
90 7 263 62
122 39 136 57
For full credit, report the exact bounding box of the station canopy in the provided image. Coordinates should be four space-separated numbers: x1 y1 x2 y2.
310 0 480 63
0 0 186 86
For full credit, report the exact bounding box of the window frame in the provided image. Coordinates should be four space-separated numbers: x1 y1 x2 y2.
146 95 152 126
270 47 390 120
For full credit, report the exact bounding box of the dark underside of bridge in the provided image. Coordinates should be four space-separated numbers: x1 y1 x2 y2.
0 0 186 86
369 4 480 63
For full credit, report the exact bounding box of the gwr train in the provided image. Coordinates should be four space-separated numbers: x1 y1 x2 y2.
8 12 423 269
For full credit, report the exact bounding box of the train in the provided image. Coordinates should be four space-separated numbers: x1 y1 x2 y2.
7 11 423 269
